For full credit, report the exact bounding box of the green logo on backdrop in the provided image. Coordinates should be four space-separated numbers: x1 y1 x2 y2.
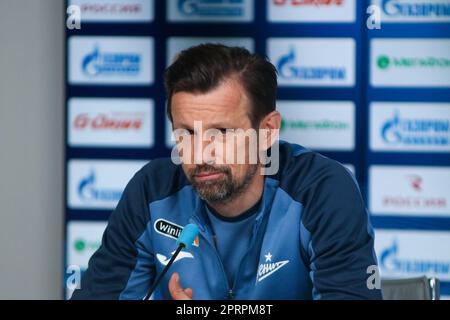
377 55 450 70
74 238 100 253
280 117 349 133
377 55 390 70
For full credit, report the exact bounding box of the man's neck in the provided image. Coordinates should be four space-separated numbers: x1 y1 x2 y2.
206 174 265 219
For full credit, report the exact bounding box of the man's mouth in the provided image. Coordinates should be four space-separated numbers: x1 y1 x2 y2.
194 171 225 182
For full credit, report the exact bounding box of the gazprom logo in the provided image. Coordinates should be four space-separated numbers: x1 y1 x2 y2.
177 0 245 17
277 47 347 81
82 45 141 77
381 0 450 18
78 170 122 202
381 111 450 146
380 239 450 275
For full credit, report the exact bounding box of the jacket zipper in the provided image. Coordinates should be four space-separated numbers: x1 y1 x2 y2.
230 219 263 296
191 216 233 299
191 203 267 300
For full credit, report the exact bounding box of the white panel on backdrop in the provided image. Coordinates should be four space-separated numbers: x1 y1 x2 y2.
167 0 254 22
68 160 147 209
268 0 356 23
166 37 254 65
375 229 450 281
369 166 450 217
68 98 154 148
66 221 107 299
69 36 154 85
371 39 450 87
268 38 356 87
166 116 176 149
371 0 450 23
370 102 450 152
68 0 154 22
67 221 107 270
278 101 355 151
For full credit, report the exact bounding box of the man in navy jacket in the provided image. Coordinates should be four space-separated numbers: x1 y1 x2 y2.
72 44 382 300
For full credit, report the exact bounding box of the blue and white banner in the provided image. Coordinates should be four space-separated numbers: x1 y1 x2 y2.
369 165 450 217
268 0 356 23
69 36 154 85
371 39 450 88
167 0 254 22
67 159 147 210
64 0 450 298
68 98 154 148
371 0 450 23
370 102 450 153
375 229 450 281
68 0 154 22
268 38 356 87
278 100 355 151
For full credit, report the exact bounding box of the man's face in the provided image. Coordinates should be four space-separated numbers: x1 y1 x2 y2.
171 78 260 203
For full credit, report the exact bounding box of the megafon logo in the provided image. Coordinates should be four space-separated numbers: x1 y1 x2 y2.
380 239 450 275
380 0 450 18
78 171 122 202
381 111 450 147
280 117 349 133
178 0 245 17
376 54 450 71
82 45 141 77
73 113 144 131
73 238 101 253
277 47 347 81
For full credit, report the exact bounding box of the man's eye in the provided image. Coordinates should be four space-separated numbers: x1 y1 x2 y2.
176 129 194 137
217 128 228 134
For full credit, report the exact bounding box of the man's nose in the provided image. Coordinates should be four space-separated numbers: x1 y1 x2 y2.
194 133 216 165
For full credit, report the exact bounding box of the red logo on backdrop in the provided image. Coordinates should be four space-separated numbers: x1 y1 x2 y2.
74 113 143 130
408 175 423 193
273 0 344 6
80 3 142 14
382 175 446 209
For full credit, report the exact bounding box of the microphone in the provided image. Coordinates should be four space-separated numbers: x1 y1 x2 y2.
144 223 199 300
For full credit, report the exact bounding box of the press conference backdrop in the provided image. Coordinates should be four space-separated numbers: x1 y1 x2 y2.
64 0 450 299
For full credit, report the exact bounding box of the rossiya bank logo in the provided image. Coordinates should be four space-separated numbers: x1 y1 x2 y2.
376 54 450 71
82 45 141 77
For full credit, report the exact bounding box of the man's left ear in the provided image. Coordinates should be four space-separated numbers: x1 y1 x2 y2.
259 111 280 151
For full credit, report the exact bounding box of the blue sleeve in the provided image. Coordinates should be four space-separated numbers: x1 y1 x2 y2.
301 160 382 300
70 168 155 300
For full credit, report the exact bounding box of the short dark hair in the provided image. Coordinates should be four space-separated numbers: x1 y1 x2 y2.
164 43 277 127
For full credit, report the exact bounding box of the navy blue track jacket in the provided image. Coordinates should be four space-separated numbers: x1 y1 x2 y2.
71 141 382 300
